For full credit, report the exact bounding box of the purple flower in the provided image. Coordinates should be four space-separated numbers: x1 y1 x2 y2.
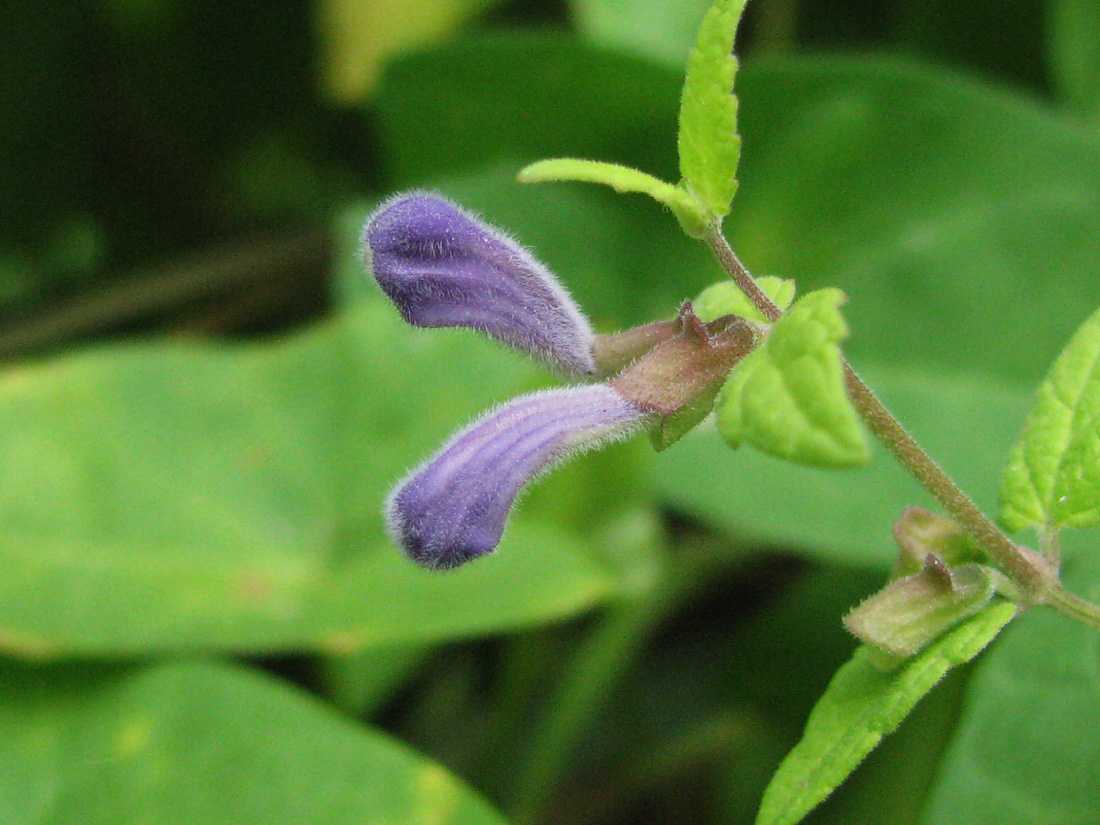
364 192 597 376
365 191 753 570
386 385 649 570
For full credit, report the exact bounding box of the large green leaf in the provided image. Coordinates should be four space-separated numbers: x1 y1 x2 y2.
716 288 869 468
755 603 1015 825
918 551 1100 825
568 0 715 68
0 659 506 824
677 0 748 219
730 58 1100 385
1000 301 1100 531
0 300 625 657
376 33 684 187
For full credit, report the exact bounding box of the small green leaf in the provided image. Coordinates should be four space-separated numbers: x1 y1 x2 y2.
677 0 749 219
693 276 796 324
1000 302 1100 531
517 157 709 235
755 603 1015 825
715 288 869 468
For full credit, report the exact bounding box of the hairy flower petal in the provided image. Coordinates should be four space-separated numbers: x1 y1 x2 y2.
387 385 648 570
364 192 597 375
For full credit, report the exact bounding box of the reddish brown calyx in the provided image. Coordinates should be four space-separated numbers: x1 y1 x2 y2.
611 302 757 415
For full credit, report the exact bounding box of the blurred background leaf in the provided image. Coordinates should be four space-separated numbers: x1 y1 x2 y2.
0 658 506 824
317 0 506 104
0 299 632 656
1048 0 1100 125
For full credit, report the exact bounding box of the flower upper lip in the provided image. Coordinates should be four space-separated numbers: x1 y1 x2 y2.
364 192 597 376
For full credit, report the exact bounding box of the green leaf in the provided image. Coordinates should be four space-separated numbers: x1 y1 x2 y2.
517 158 709 236
321 644 431 717
0 300 625 657
677 0 748 219
1000 302 1100 531
755 603 1015 825
1049 0 1100 123
0 659 506 824
659 368 1033 570
693 276 795 324
378 33 684 187
716 288 869 468
918 551 1100 825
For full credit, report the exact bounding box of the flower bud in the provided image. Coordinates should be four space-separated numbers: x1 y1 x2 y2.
387 385 649 570
363 192 597 375
845 554 997 669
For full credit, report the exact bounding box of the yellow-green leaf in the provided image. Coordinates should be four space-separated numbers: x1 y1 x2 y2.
517 158 709 236
755 603 1015 825
716 288 869 468
677 0 749 219
1000 302 1100 531
692 276 795 323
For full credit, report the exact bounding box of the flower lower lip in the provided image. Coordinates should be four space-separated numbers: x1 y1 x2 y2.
386 384 649 569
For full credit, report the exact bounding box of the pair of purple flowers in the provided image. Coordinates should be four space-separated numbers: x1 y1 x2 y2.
363 193 753 570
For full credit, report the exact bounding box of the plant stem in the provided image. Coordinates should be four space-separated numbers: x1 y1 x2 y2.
703 227 1054 599
0 231 329 362
1047 585 1100 630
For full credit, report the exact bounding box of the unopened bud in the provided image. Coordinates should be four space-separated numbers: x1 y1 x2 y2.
845 555 997 669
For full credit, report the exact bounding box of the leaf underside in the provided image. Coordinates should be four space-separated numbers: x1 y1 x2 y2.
517 157 709 233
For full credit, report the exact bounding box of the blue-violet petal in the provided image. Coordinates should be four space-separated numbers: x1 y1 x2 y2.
387 384 648 570
364 192 597 375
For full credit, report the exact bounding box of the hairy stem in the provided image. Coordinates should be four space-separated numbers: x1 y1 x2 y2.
704 227 1054 598
1047 585 1100 631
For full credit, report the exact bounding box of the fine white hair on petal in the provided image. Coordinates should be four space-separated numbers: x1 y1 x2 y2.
362 191 597 376
385 384 650 570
